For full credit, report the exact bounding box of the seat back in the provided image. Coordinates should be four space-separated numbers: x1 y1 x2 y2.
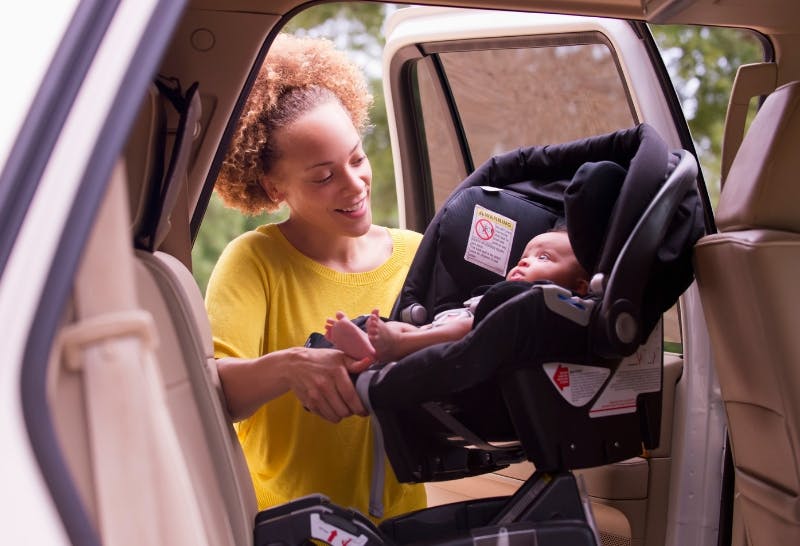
694 80 800 545
126 81 257 544
45 80 245 542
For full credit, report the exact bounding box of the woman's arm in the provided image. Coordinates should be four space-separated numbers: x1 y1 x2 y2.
217 347 372 423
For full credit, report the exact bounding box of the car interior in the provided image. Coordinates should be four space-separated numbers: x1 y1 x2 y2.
694 79 800 546
24 1 800 545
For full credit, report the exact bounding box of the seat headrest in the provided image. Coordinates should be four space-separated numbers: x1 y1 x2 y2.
716 80 800 233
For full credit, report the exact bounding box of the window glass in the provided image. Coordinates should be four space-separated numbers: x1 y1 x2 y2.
663 303 682 354
441 41 635 169
413 36 636 207
414 58 469 208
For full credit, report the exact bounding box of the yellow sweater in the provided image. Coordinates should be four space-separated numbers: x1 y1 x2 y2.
206 223 425 520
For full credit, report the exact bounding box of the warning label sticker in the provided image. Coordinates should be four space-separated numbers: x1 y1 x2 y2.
543 363 611 407
310 513 368 546
543 322 664 416
464 205 516 277
589 326 662 418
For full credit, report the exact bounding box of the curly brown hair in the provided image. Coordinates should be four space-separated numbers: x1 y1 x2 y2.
216 33 373 215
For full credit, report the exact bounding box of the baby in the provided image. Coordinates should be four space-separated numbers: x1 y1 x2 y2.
325 228 589 363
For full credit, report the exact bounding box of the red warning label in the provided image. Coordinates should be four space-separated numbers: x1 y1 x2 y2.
552 365 570 390
475 218 495 240
543 363 610 407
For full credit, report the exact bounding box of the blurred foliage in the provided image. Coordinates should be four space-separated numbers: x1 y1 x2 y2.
650 25 765 205
193 5 765 294
286 2 388 41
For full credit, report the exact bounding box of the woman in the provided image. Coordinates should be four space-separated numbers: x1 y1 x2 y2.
205 33 425 520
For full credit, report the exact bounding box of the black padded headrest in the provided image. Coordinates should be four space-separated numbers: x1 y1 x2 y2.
564 161 628 274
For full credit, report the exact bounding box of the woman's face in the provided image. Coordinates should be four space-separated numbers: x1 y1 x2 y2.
265 100 373 238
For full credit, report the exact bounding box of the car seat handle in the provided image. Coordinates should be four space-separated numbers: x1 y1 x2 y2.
597 149 698 356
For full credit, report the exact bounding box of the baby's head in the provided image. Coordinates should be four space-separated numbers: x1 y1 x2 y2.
505 229 589 295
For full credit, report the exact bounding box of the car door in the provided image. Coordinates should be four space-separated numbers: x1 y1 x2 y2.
382 7 724 546
0 1 216 544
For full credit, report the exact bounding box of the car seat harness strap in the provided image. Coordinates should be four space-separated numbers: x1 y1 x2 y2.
357 370 385 518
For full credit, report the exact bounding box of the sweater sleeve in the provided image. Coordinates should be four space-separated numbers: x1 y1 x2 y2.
205 231 271 360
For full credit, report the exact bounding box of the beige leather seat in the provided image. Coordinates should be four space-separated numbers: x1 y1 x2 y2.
127 83 257 545
694 80 800 544
48 82 256 545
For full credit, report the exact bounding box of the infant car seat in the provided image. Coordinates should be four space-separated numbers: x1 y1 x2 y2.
255 124 705 546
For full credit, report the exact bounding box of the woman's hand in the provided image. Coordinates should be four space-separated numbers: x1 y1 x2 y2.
217 348 374 423
284 347 372 422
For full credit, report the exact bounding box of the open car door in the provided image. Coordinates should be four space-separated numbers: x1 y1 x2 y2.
382 7 724 546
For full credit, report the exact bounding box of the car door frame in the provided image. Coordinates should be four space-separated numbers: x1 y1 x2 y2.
381 7 725 545
0 0 187 543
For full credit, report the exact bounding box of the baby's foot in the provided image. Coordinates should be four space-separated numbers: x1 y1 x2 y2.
366 311 401 362
324 311 376 361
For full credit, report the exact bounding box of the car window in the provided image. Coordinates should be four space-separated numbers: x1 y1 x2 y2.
443 41 635 166
650 25 768 208
650 25 767 354
413 35 636 208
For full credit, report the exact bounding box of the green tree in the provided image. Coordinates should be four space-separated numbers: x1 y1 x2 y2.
650 25 764 205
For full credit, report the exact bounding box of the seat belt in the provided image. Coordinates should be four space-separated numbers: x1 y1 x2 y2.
152 77 201 250
135 77 201 252
61 160 210 545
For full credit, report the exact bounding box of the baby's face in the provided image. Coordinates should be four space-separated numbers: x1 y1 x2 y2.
506 231 587 291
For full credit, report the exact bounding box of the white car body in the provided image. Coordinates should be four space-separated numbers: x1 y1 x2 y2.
0 1 796 544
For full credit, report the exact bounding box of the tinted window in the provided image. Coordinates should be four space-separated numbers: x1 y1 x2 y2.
412 34 636 206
